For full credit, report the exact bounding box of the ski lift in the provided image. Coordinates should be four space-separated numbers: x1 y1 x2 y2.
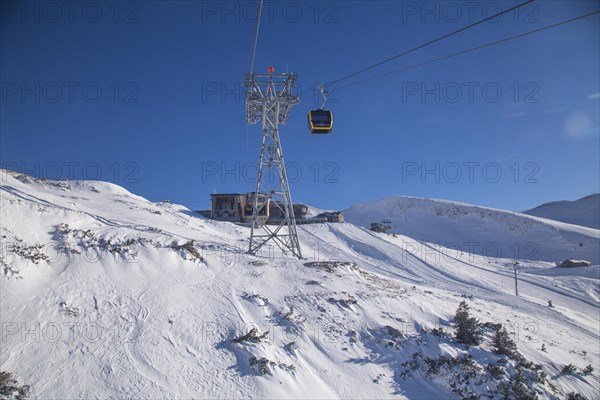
308 85 333 134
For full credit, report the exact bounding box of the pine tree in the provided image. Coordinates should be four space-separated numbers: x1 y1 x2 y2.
453 301 483 346
510 368 538 400
493 325 518 357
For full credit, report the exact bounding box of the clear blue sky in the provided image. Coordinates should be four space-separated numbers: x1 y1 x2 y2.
1 0 599 212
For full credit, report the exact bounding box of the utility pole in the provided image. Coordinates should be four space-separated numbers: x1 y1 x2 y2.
244 69 302 259
513 261 519 297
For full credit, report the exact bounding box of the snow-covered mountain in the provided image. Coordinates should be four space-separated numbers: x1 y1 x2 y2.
524 194 600 230
343 196 600 265
1 170 599 399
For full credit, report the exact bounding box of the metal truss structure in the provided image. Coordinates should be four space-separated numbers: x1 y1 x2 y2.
245 71 302 259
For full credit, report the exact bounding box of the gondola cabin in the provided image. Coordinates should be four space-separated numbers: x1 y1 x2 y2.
308 110 333 134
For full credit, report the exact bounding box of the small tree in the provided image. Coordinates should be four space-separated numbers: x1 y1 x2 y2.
582 364 593 375
511 368 538 400
453 301 483 346
493 325 518 357
498 367 538 400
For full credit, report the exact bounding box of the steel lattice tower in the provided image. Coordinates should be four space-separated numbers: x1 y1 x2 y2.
245 71 302 259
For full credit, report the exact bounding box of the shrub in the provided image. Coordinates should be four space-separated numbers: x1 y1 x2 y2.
561 364 577 374
232 327 269 343
431 327 444 337
498 367 538 400
566 393 588 400
486 363 506 379
0 371 30 400
248 356 275 376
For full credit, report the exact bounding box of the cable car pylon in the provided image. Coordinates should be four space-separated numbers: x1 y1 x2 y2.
245 67 302 259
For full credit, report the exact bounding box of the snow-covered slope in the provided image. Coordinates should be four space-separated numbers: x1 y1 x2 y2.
343 196 600 265
1 171 599 399
524 194 600 230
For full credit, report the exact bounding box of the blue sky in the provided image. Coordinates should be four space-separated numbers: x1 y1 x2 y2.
1 0 599 212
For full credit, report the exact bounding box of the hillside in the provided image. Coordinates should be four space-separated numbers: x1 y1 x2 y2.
1 170 598 399
343 196 600 265
524 194 600 230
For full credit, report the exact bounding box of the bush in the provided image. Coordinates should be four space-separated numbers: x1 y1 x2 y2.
486 363 506 379
0 371 30 400
431 327 445 337
561 364 577 374
453 301 483 346
232 327 269 344
169 240 204 262
566 393 588 400
498 367 538 400
248 356 275 376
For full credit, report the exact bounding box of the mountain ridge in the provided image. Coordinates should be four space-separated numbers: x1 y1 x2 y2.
524 193 600 229
343 194 599 265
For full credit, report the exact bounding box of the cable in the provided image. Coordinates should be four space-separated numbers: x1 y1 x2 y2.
340 10 600 89
249 0 264 73
328 0 535 85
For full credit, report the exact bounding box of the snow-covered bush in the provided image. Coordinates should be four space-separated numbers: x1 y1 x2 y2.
0 371 30 400
561 364 577 374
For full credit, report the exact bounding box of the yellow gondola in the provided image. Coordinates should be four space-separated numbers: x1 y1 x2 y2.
308 109 333 134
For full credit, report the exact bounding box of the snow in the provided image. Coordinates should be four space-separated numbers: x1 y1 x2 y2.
1 170 599 399
524 194 600 230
